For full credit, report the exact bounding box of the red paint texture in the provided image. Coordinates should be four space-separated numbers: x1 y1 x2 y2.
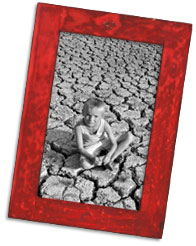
8 3 192 238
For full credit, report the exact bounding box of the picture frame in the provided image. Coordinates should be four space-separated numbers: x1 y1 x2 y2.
8 2 192 239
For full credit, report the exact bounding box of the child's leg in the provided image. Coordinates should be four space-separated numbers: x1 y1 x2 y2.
80 156 94 170
110 131 134 162
79 143 102 170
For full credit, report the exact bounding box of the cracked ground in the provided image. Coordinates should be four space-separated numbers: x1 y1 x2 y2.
38 32 163 210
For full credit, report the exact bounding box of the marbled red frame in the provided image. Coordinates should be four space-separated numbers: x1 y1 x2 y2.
8 3 192 239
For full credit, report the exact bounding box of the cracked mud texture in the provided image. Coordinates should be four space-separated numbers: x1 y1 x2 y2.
38 32 162 210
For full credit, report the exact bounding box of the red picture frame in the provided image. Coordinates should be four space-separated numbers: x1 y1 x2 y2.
8 3 192 239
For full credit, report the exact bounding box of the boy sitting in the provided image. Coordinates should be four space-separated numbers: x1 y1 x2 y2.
75 98 134 170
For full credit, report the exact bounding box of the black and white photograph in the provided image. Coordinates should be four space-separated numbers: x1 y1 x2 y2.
38 32 162 210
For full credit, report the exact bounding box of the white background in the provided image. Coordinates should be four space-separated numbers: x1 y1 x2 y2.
1 0 195 244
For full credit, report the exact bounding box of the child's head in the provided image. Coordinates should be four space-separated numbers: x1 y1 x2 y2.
82 98 105 127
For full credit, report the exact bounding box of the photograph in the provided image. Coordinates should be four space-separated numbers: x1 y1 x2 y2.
38 32 163 210
7 2 192 238
2 0 196 245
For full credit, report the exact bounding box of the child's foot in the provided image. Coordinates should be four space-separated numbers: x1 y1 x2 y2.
95 156 104 167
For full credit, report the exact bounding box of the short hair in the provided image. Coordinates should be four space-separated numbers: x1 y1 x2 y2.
82 98 105 114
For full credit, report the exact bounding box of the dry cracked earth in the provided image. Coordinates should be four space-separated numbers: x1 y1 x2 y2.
38 32 163 210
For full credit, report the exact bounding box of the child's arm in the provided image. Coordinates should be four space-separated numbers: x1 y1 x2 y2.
75 125 96 163
103 121 117 165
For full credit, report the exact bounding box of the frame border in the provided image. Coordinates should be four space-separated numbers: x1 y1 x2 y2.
8 3 192 238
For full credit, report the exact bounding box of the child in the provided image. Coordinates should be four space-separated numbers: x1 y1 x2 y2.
75 98 134 170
